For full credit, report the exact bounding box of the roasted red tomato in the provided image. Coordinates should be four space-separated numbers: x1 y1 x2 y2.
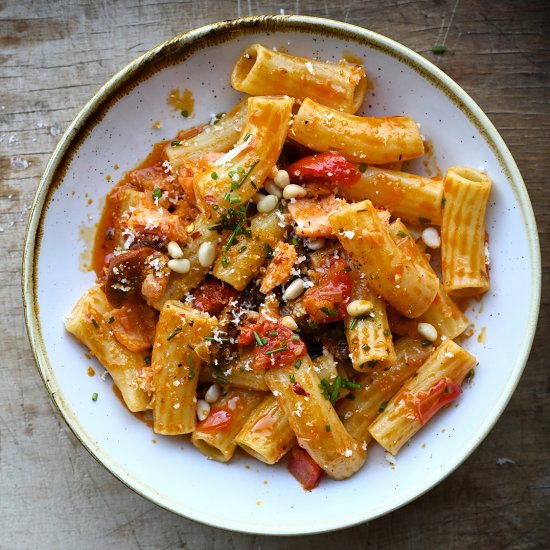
191 277 239 316
413 378 462 425
196 407 233 432
238 316 307 369
287 446 324 490
302 256 352 324
286 152 361 186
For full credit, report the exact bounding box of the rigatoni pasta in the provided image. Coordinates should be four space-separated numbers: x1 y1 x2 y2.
441 166 492 297
289 98 425 164
67 43 491 490
231 44 367 114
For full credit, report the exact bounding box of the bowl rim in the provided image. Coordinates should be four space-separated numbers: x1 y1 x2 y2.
22 14 541 535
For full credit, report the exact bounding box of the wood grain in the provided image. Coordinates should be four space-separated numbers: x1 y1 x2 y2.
1 0 548 548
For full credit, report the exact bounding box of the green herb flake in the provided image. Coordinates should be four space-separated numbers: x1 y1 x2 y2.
289 374 296 384
295 359 302 369
107 316 115 324
181 109 189 117
383 328 391 336
269 331 279 337
152 187 163 200
420 339 432 347
358 163 367 172
292 335 300 342
292 237 299 246
418 217 431 224
91 318 99 329
215 375 228 384
466 368 475 382
444 385 450 393
171 140 182 147
432 44 447 54
144 355 151 365
308 321 319 330
221 255 230 267
350 317 359 330
441 196 447 208
321 307 338 317
397 230 408 238
265 346 288 355
325 424 331 432
187 353 195 380
243 132 251 141
167 326 183 341
211 171 219 180
378 401 387 413
253 331 266 347
91 392 98 402
238 245 247 253
229 196 241 204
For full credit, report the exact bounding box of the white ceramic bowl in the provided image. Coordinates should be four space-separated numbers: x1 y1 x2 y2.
23 15 540 535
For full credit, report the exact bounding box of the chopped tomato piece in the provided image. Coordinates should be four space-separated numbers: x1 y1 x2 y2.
413 378 462 425
302 256 352 323
238 316 306 370
191 277 239 316
197 407 233 432
288 447 323 490
287 152 361 186
123 205 188 245
287 195 347 238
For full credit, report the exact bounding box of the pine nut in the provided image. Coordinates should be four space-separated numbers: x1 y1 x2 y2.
167 241 184 259
168 258 191 274
198 242 216 267
280 315 298 331
421 227 441 248
274 169 290 189
252 192 266 204
346 300 374 317
257 194 279 213
196 399 211 421
305 237 326 250
283 183 307 199
205 383 222 403
282 278 305 301
417 322 438 342
264 179 282 198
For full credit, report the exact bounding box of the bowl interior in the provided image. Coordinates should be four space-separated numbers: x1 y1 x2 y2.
25 17 540 534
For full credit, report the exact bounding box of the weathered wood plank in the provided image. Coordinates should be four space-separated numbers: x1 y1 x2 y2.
1 0 548 548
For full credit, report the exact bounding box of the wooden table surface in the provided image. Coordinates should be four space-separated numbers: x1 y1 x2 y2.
1 1 548 548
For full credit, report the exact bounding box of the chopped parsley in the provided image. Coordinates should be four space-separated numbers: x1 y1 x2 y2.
152 187 163 200
325 424 331 432
91 392 98 402
211 171 219 180
432 44 447 54
289 374 296 384
295 359 302 369
378 401 387 413
171 140 182 147
181 109 189 117
320 376 361 405
358 163 367 172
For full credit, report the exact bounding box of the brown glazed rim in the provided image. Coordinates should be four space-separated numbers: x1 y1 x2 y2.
22 15 541 535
